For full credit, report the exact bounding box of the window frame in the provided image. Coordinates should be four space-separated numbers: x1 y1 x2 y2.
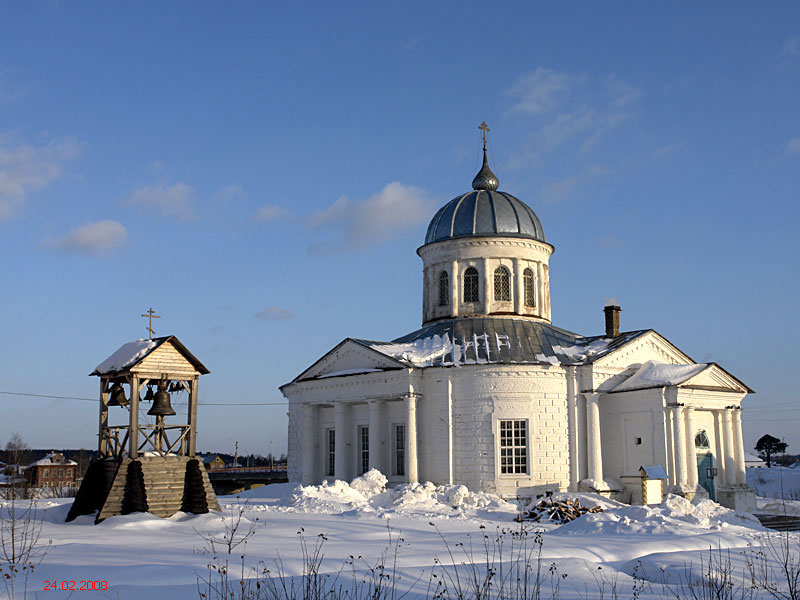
393 423 406 477
463 267 480 304
358 425 369 475
523 267 536 308
438 270 449 307
497 419 529 476
325 428 336 477
494 266 511 302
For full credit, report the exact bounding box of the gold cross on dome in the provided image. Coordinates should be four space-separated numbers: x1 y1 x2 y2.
140 307 161 339
479 121 490 150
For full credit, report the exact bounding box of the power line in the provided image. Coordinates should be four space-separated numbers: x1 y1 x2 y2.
0 390 287 406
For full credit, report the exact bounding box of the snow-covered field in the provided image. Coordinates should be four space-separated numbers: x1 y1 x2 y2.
747 464 800 518
2 468 799 599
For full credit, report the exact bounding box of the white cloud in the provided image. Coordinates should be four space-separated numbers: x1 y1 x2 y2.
216 183 247 202
41 220 128 256
505 68 577 116
254 306 293 321
251 204 288 222
504 69 642 158
653 144 681 157
785 137 800 155
781 37 799 56
124 182 195 221
307 181 434 250
145 160 167 174
0 136 81 220
538 165 607 204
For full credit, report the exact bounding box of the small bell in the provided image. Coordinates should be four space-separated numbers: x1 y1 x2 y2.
169 381 181 393
148 386 176 416
144 386 154 402
107 382 129 407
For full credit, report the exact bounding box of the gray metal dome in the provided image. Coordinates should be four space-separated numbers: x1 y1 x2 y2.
424 154 545 245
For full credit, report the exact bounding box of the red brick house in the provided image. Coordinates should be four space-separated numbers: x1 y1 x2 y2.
25 452 78 488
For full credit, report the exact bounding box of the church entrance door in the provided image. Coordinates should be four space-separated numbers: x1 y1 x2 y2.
697 453 716 500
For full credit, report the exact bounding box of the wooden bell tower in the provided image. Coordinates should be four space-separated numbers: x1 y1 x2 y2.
67 335 220 522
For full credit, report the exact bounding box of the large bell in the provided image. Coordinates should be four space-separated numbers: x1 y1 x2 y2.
107 382 128 407
148 387 176 416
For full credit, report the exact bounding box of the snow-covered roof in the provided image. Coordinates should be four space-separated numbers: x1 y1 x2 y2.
353 317 649 369
744 453 765 464
91 335 210 376
25 453 77 469
93 339 158 374
611 360 709 393
639 465 668 479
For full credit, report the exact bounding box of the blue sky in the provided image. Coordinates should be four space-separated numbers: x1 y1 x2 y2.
1 2 798 457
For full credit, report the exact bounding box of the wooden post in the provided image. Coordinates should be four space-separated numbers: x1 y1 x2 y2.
99 378 109 457
187 376 198 457
129 374 140 458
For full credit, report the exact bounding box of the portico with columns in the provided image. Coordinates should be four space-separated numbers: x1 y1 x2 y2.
281 125 756 511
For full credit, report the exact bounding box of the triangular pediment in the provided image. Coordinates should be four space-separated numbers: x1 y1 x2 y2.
293 339 407 382
92 335 209 377
592 330 693 369
680 363 752 393
132 338 205 377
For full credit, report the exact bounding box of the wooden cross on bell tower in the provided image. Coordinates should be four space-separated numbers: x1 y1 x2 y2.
141 307 161 339
479 121 490 151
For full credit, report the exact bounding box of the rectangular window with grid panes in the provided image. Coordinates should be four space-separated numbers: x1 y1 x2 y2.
499 419 528 474
359 426 369 475
393 424 405 477
326 429 335 477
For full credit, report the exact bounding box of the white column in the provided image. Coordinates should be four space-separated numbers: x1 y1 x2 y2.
685 406 698 490
482 258 492 314
368 399 383 473
513 258 522 315
585 393 603 485
536 262 544 317
334 403 350 481
722 409 736 485
302 404 317 484
422 266 430 322
672 405 688 489
404 393 418 483
665 403 676 486
566 368 580 491
450 260 459 317
732 409 746 485
713 410 727 484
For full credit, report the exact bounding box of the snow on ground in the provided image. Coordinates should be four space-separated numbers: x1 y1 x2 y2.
2 469 797 599
747 465 800 516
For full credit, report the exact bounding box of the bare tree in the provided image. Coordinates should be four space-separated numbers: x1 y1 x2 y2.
0 495 52 598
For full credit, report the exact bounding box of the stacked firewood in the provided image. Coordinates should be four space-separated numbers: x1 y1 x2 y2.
517 496 603 523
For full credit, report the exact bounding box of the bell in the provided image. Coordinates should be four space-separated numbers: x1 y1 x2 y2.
107 382 128 407
144 386 154 402
169 381 181 393
147 388 176 416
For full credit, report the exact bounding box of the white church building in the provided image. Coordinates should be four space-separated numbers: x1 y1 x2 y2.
281 138 756 511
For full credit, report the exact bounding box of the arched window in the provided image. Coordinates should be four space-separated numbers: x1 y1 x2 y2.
695 430 710 449
523 267 536 308
463 267 479 303
438 271 449 306
494 266 511 301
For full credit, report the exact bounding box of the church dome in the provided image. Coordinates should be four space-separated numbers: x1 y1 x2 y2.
423 151 545 245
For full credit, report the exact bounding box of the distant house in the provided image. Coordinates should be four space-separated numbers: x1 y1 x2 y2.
25 452 78 488
202 454 225 471
744 453 766 468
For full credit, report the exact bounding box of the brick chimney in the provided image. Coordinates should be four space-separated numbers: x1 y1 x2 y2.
604 305 621 337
